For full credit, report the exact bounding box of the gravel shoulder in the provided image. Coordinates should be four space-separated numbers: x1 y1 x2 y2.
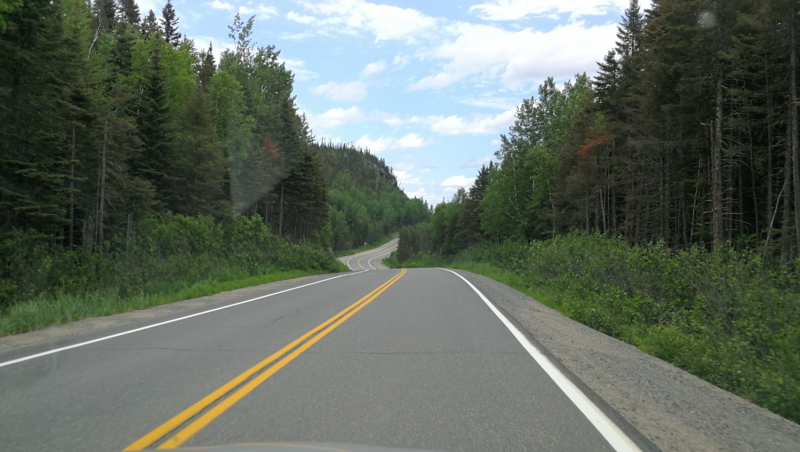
454 269 800 452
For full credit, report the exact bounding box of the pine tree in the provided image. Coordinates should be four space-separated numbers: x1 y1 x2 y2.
594 50 620 109
197 44 216 92
161 0 181 47
0 0 86 237
119 0 140 30
132 42 175 208
94 0 117 32
142 9 159 37
615 0 644 59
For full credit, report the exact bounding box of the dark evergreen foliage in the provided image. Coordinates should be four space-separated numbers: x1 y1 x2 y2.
160 0 181 47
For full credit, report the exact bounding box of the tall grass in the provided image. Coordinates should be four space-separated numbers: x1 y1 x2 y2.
0 214 344 336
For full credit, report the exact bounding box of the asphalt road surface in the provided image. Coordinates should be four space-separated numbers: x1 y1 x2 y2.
338 238 398 271
0 243 652 452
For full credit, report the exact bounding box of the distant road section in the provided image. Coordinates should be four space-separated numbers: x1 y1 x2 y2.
337 238 398 271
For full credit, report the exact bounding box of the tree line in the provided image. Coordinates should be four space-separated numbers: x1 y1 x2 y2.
0 0 427 257
315 142 430 250
401 0 800 263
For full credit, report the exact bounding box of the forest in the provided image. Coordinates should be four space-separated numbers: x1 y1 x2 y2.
0 0 428 332
389 0 800 423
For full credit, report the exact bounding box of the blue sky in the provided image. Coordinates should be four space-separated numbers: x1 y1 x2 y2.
140 0 643 204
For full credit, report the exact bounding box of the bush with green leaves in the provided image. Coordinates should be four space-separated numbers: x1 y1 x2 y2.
0 214 339 310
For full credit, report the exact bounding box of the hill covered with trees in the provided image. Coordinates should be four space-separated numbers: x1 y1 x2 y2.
390 0 800 423
0 0 429 332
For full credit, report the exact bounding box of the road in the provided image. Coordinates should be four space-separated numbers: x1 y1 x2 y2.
337 238 398 271
0 243 653 452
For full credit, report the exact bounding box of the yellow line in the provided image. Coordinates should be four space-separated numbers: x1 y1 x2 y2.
356 257 364 270
158 269 406 449
124 269 405 451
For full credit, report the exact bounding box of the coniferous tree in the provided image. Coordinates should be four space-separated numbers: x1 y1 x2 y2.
94 0 117 32
119 0 141 30
132 42 174 208
615 0 644 59
161 0 181 47
197 44 216 92
0 0 86 237
142 9 159 36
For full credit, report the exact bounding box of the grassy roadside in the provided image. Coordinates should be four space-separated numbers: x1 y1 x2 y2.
0 267 344 337
385 235 800 424
334 234 396 258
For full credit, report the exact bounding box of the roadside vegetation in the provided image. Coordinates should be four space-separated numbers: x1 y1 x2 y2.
388 236 800 423
387 0 800 423
0 2 427 336
0 215 345 336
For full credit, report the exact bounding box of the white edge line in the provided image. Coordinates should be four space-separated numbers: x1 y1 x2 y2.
345 239 398 272
367 251 393 270
439 268 642 452
0 271 367 368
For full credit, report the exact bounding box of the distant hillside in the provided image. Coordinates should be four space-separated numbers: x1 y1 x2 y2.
312 142 429 250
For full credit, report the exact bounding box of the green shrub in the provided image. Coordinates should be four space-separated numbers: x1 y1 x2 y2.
0 214 341 334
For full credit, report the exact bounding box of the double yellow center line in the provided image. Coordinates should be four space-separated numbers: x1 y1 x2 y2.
125 269 407 450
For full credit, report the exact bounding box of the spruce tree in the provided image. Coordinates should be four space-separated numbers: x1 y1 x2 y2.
94 0 117 32
594 50 620 109
161 0 181 47
197 44 216 92
119 0 141 29
142 9 159 36
615 0 643 59
0 0 86 237
132 42 175 208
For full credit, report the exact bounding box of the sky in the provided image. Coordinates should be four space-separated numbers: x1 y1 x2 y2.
138 0 643 204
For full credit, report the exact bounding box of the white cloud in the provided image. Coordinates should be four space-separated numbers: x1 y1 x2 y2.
361 61 387 76
304 107 400 131
460 96 519 110
461 156 493 168
410 107 516 135
393 54 410 67
311 81 368 102
420 168 431 174
404 187 429 199
288 0 438 42
355 135 396 153
209 1 234 11
192 36 235 62
394 171 422 185
384 117 405 127
280 58 318 82
441 175 475 188
239 4 278 17
469 0 630 20
409 21 616 91
397 133 428 148
354 133 431 153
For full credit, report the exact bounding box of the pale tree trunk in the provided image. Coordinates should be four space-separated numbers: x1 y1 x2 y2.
278 183 284 238
69 123 76 248
98 117 108 251
712 74 724 250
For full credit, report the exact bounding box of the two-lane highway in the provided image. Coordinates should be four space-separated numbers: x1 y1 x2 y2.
339 239 398 271
0 245 650 452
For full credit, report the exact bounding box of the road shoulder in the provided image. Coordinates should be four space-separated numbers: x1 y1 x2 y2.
452 269 800 452
0 273 342 357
